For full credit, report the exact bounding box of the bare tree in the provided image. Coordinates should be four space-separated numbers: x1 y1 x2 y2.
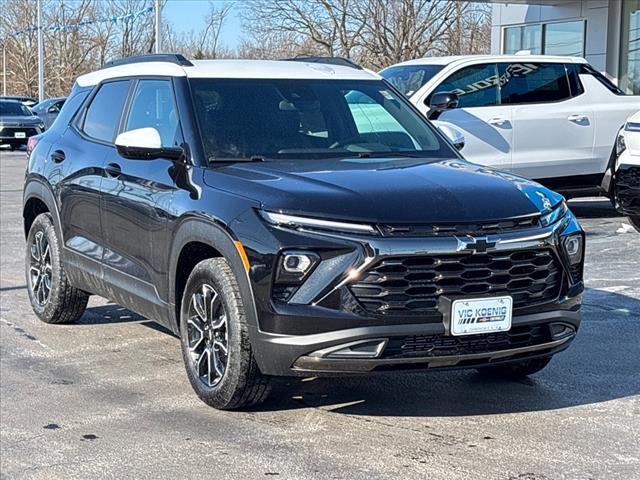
242 0 366 59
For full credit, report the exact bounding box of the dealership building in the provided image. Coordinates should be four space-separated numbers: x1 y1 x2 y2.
490 0 639 94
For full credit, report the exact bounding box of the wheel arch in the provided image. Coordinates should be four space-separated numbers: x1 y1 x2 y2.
23 179 63 241
168 216 259 335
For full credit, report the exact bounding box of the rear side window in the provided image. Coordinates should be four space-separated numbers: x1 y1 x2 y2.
431 63 499 108
566 64 584 97
499 63 570 104
125 80 180 147
82 80 130 143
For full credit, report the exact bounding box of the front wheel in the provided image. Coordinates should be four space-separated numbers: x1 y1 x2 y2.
179 258 271 410
629 216 640 233
476 357 551 378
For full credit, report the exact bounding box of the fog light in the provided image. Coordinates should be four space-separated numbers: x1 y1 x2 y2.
283 253 313 274
563 234 583 265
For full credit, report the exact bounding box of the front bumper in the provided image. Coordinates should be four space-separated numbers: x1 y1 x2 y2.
252 308 580 376
0 125 43 144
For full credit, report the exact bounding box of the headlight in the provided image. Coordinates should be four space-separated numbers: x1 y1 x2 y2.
260 210 377 235
616 128 627 157
539 201 567 227
37 123 45 131
562 233 584 265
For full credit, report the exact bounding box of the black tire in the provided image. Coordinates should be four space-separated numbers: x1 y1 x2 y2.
25 213 89 324
629 216 640 233
476 357 551 378
179 258 271 410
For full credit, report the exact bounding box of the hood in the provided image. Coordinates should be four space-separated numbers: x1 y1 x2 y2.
0 115 42 125
203 157 563 224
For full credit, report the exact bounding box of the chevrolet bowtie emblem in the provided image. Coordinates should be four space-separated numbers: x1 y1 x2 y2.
459 236 497 254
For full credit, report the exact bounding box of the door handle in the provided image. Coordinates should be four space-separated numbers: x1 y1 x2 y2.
50 150 65 163
568 114 588 123
488 117 508 126
105 162 122 178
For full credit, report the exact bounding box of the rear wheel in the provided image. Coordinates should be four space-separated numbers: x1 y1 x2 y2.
476 357 551 378
179 258 271 410
25 213 89 323
629 216 640 233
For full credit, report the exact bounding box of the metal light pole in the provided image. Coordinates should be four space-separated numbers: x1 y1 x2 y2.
154 0 161 53
2 43 6 96
37 0 44 101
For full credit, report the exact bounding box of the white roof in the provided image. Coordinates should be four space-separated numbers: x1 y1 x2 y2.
384 54 588 69
76 59 380 87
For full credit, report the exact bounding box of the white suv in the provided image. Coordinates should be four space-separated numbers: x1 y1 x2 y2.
381 55 640 195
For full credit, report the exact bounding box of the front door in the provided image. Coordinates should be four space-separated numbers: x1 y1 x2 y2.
100 78 181 323
419 62 512 170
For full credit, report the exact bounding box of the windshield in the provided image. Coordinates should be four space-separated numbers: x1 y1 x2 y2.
380 65 444 97
0 101 32 116
190 79 455 162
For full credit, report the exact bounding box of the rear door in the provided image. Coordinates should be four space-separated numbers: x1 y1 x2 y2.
100 78 181 323
54 80 131 284
501 62 595 181
420 62 512 170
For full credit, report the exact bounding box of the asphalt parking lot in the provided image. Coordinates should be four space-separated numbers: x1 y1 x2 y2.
1 150 639 480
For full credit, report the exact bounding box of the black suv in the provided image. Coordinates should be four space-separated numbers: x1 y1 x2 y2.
23 55 584 409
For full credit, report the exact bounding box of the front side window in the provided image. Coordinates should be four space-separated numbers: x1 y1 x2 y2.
125 79 180 147
190 79 453 162
82 80 130 143
499 63 571 104
431 64 499 108
380 65 445 97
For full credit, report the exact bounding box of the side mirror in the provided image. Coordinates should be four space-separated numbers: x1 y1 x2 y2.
115 127 183 161
436 122 465 151
429 91 459 113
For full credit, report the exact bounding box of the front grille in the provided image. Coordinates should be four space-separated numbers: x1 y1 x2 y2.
378 216 539 237
383 324 550 359
349 249 562 316
616 167 640 212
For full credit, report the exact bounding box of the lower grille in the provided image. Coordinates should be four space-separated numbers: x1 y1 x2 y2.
616 167 640 212
350 249 562 316
383 324 550 359
0 127 38 138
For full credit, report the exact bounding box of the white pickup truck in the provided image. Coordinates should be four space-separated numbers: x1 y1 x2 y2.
381 55 640 196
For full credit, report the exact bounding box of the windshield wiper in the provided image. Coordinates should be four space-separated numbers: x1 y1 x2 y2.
356 151 432 159
209 155 266 163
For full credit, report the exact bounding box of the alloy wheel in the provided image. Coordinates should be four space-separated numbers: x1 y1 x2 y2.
29 231 52 306
186 284 229 388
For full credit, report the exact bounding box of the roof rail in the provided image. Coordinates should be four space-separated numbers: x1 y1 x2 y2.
102 53 193 69
283 56 363 70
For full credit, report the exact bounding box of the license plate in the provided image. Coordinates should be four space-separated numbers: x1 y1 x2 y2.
450 296 512 336
14 132 26 138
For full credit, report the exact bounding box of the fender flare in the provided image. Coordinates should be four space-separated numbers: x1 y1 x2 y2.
167 216 260 334
22 177 64 241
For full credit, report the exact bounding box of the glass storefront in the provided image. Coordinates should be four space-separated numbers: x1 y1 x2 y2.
620 0 640 95
503 20 584 57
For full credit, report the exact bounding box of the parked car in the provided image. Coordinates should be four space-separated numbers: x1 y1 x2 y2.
602 111 640 232
31 97 66 129
0 100 45 150
0 95 38 108
380 55 640 197
23 54 585 410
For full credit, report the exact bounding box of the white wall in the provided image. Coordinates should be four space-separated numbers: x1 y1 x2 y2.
490 1 614 78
